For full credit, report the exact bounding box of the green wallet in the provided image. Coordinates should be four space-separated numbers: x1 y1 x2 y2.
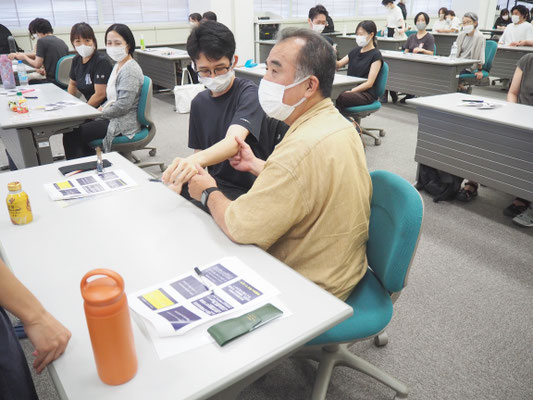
207 303 283 346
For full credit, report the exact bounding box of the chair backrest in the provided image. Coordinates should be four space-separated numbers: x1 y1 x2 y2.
406 30 417 37
375 62 389 99
55 54 75 88
434 43 437 55
367 170 423 294
138 76 152 128
483 40 498 73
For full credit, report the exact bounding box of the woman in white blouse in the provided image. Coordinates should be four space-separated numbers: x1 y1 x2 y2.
382 0 406 39
433 7 450 32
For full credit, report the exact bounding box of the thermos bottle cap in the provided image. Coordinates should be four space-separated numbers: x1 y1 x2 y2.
81 269 124 306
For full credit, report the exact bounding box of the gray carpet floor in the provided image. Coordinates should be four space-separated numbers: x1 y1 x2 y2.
3 83 532 400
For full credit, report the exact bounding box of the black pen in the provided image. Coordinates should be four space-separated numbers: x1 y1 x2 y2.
462 99 484 103
149 178 162 182
194 267 214 295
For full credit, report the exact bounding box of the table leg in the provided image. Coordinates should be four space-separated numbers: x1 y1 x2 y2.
0 127 39 168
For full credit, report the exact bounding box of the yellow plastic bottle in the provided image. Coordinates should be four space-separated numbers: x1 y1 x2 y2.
6 181 33 225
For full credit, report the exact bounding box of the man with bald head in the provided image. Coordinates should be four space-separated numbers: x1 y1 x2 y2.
188 28 372 300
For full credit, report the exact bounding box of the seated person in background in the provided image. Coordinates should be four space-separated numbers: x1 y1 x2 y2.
162 21 288 201
396 12 435 103
63 23 144 159
68 23 112 108
0 23 22 54
9 18 68 84
0 259 71 399
494 8 511 30
322 8 335 34
499 5 533 46
184 28 372 300
335 20 383 108
202 11 217 22
456 12 486 93
433 7 450 32
307 5 335 48
446 10 461 33
189 13 202 27
382 0 406 39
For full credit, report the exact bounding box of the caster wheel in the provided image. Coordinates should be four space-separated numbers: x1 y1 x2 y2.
159 164 166 172
379 130 386 137
149 149 157 157
374 138 381 146
374 332 389 347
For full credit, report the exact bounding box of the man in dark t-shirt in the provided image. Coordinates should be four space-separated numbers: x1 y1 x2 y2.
163 21 288 202
9 18 68 84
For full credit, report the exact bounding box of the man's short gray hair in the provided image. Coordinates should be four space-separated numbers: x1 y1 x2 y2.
276 27 336 98
464 12 479 23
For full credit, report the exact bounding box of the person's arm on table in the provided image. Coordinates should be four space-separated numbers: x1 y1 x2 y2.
507 66 523 103
87 83 107 108
0 260 71 374
336 55 349 70
162 124 250 187
67 79 78 97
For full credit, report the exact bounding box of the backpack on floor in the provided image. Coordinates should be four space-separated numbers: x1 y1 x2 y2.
415 164 463 203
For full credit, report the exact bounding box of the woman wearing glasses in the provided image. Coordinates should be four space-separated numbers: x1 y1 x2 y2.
63 23 144 159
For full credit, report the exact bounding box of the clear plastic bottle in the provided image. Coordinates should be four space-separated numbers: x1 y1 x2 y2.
0 54 16 90
140 34 146 50
17 92 28 114
17 61 29 87
449 42 458 60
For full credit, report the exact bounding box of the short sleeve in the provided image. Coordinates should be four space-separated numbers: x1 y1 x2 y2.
225 160 307 249
517 53 532 71
93 57 113 84
424 34 435 52
35 39 46 58
188 97 202 149
229 83 263 142
371 49 383 65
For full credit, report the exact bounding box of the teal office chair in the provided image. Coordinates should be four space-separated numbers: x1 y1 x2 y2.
459 40 498 87
405 30 417 37
295 170 424 400
89 76 165 171
340 62 389 146
55 54 75 89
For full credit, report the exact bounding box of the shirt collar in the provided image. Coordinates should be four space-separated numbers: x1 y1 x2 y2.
284 97 334 138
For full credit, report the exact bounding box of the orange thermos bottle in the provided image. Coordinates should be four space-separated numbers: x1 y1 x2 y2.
80 269 137 385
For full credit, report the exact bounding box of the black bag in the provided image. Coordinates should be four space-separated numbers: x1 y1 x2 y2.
415 164 463 203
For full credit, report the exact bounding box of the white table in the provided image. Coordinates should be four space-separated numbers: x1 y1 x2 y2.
380 50 479 97
408 93 533 202
134 47 191 90
0 83 101 169
0 152 352 400
234 65 367 102
431 32 458 56
491 45 533 82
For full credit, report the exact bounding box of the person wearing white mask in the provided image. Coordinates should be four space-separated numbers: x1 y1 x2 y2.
335 20 383 107
63 23 144 159
67 23 112 108
499 5 533 46
433 7 450 33
186 28 371 301
307 5 335 48
189 13 202 27
163 21 288 202
455 12 486 93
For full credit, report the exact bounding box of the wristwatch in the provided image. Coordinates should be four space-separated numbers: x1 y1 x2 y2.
201 187 221 207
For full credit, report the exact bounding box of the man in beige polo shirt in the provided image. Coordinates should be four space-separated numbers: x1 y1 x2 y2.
185 28 372 301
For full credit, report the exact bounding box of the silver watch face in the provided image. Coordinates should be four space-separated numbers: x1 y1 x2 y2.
201 191 208 206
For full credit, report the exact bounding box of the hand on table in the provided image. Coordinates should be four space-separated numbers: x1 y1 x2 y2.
24 311 71 374
188 165 217 201
509 42 519 47
162 157 199 194
37 67 46 76
413 47 421 54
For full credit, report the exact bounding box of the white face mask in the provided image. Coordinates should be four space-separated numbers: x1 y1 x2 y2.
416 22 427 31
106 46 128 62
312 24 325 33
355 35 370 47
258 75 310 121
198 69 235 93
511 15 520 24
502 15 509 21
446 16 452 21
439 14 445 20
463 25 474 34
76 44 95 58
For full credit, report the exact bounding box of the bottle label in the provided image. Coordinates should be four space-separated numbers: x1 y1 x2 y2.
6 191 33 225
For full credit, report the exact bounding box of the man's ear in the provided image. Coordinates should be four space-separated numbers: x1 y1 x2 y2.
305 76 320 98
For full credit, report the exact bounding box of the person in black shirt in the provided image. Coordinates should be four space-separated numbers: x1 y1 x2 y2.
67 23 112 108
398 0 408 20
162 21 288 201
9 18 68 83
335 20 383 108
494 8 511 30
0 24 22 54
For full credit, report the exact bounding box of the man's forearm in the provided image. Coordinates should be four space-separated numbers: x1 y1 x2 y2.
207 191 235 241
250 158 266 176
